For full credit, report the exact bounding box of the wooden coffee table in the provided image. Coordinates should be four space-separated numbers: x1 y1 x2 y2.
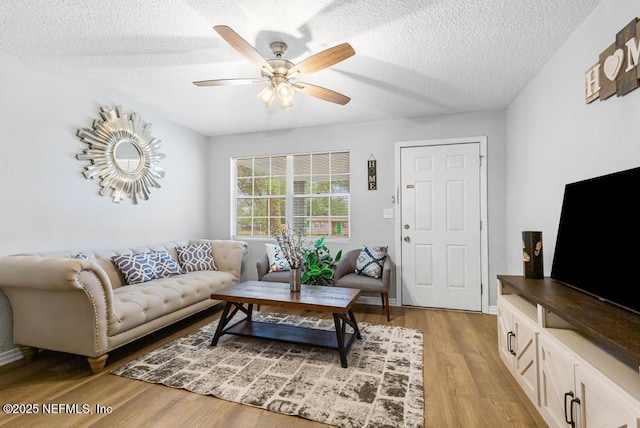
210 281 362 368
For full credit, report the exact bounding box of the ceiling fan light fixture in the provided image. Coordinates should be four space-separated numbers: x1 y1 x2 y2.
257 85 276 107
276 81 295 109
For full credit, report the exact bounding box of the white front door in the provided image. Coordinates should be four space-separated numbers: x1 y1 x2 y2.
400 142 482 311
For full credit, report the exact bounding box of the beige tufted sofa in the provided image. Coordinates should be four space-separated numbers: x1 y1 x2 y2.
0 239 248 374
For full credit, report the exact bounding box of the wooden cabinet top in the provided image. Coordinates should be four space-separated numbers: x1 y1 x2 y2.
498 275 640 369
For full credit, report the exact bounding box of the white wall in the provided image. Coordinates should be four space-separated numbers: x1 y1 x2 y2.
0 51 209 356
505 0 640 275
207 110 507 306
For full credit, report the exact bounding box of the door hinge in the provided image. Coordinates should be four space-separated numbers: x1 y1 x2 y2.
480 220 483 230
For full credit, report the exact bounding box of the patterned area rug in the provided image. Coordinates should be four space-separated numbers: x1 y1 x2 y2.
112 312 424 428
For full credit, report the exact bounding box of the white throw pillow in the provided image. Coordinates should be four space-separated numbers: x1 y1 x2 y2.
265 243 291 272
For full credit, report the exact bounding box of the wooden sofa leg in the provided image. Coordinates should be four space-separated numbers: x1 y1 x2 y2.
88 354 108 374
382 293 390 321
18 345 37 363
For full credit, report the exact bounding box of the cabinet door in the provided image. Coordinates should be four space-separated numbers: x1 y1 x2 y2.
575 366 640 427
497 301 539 406
512 311 538 406
497 303 513 368
538 335 577 428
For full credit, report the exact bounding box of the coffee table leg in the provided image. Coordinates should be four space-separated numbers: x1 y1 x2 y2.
333 313 348 368
211 302 233 346
347 309 362 339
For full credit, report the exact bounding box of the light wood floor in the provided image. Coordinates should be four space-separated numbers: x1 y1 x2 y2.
0 304 546 427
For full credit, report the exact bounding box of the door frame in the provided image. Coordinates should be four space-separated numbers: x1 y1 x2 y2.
394 136 489 313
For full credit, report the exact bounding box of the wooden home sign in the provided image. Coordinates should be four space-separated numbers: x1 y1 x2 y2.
368 156 377 190
585 18 640 103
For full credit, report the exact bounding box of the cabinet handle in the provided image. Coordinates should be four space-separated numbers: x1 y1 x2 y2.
564 391 580 427
507 331 516 355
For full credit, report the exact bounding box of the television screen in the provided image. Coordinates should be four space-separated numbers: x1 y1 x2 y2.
551 166 640 315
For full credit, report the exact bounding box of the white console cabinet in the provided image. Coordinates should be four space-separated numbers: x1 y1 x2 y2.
497 276 640 428
497 294 539 406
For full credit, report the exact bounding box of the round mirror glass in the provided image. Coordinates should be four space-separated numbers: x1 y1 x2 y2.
114 139 142 173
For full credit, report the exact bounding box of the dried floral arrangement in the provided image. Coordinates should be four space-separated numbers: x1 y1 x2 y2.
272 225 305 269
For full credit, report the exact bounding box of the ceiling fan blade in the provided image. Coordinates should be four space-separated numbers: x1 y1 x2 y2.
193 78 262 87
214 25 274 75
294 82 351 105
288 43 355 77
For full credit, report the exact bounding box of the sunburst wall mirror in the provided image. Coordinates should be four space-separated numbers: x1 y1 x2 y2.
76 105 165 204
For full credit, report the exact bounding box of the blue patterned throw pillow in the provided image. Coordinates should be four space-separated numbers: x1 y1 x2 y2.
176 242 217 272
355 246 388 279
154 250 184 278
111 252 158 285
266 243 291 272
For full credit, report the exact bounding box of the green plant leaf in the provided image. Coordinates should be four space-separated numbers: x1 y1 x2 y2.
299 236 341 286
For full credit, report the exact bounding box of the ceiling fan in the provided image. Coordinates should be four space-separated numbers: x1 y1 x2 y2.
193 26 355 109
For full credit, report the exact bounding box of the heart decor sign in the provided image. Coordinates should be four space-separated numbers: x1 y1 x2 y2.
603 49 624 81
585 17 640 103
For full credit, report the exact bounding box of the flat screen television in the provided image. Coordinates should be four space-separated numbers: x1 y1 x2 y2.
551 166 640 316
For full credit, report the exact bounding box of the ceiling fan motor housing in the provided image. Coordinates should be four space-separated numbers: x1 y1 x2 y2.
263 59 295 80
269 41 287 58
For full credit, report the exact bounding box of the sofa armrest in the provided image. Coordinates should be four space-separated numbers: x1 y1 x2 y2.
334 249 360 281
256 254 270 280
210 239 249 281
0 257 112 292
381 255 396 290
0 256 115 356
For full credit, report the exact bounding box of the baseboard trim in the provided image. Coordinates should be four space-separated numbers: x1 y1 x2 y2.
0 347 23 367
357 296 497 315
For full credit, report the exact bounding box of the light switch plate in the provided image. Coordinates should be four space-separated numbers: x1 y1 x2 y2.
383 208 394 219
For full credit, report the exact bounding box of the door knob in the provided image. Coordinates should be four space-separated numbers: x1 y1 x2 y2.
403 236 411 243
403 224 410 229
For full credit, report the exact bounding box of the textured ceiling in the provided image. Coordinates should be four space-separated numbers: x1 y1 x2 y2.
1 0 601 137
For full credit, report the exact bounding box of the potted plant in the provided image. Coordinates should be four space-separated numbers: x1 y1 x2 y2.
302 237 342 286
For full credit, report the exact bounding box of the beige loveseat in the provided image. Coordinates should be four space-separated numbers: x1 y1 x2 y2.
0 239 248 374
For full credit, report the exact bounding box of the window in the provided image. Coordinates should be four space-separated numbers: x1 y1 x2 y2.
233 151 350 238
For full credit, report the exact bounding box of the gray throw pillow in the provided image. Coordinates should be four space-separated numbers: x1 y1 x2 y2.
154 250 184 278
355 246 388 279
112 252 158 285
176 242 217 272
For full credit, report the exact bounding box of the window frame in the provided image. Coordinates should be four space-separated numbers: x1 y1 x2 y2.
230 150 351 241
